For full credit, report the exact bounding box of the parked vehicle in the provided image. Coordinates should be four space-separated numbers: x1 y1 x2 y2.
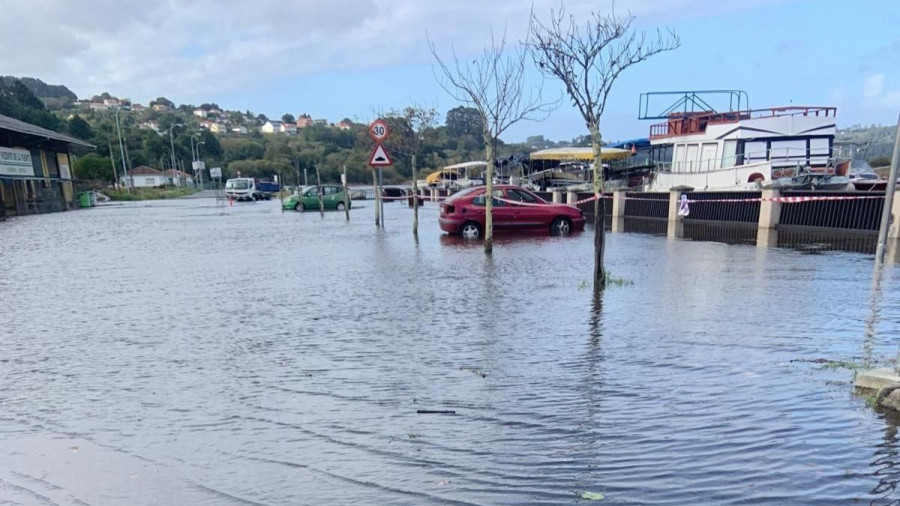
850 172 887 192
255 180 280 199
381 186 408 200
225 178 258 201
439 185 585 239
282 185 351 211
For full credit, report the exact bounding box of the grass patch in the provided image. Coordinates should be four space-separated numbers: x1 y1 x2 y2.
790 358 866 371
864 392 879 408
819 360 865 371
577 271 634 290
605 271 634 287
106 187 197 201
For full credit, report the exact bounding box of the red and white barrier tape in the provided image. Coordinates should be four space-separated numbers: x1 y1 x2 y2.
762 195 885 204
490 193 605 208
622 195 886 204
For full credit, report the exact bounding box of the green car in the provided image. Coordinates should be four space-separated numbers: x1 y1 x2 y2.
282 185 352 211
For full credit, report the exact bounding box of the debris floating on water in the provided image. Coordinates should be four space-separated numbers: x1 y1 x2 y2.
581 491 605 501
460 366 487 378
416 410 456 415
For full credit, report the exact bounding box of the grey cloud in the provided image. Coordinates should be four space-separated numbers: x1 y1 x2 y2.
0 0 786 103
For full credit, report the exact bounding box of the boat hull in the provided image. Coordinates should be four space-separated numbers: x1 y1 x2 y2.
647 161 773 192
852 181 887 192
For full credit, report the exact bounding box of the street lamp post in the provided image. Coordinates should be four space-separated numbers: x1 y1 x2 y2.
169 124 183 188
196 141 206 188
190 133 200 163
114 107 131 192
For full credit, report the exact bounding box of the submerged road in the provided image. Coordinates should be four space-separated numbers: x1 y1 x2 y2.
1 198 899 505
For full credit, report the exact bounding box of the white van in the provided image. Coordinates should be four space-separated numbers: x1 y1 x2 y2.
225 178 257 201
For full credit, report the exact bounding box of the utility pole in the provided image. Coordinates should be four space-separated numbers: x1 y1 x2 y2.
875 113 900 264
107 137 119 190
169 124 183 188
114 107 130 192
196 141 205 188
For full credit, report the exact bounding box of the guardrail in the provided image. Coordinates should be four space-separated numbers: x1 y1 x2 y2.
684 191 761 223
779 191 884 231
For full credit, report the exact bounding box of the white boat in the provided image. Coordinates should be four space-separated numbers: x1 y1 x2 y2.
526 147 632 190
641 92 844 191
425 161 487 190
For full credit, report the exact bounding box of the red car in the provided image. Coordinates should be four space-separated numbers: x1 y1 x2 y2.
439 185 585 239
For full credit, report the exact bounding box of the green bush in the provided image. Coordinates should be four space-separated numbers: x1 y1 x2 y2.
106 187 196 201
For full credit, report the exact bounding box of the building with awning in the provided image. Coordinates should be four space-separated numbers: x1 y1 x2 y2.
0 113 93 217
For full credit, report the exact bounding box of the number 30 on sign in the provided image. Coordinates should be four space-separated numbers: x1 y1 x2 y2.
368 119 389 142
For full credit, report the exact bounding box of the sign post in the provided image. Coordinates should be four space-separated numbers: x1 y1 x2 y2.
210 167 223 202
368 120 393 229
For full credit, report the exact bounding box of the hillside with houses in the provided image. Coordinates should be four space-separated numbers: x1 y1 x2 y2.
2 75 895 187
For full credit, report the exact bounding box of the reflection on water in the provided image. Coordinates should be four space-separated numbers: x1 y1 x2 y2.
0 199 899 505
631 215 887 257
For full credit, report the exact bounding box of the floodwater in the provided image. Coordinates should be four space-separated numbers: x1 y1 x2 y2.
1 197 900 505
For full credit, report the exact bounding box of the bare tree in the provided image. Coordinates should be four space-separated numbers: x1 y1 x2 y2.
384 105 439 238
430 28 555 253
529 5 679 288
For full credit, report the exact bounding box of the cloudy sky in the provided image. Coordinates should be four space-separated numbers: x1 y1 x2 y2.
1 0 898 141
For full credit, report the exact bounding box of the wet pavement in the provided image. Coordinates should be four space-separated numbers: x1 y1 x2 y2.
1 198 900 505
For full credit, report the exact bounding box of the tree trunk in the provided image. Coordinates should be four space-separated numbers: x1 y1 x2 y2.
483 130 494 254
412 154 419 237
342 165 350 221
373 168 380 227
590 123 606 289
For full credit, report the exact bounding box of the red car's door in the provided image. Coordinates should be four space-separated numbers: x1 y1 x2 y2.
470 189 513 229
505 188 550 229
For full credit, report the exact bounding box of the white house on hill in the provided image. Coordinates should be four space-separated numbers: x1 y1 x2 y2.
261 120 282 133
122 166 166 188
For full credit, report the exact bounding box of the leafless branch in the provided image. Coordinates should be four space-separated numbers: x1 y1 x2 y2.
383 104 439 158
429 26 558 146
528 3 680 128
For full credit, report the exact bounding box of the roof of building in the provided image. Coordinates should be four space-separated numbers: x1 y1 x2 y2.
0 113 94 148
131 165 164 175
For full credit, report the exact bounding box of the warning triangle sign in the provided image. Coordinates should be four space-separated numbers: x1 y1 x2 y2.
368 144 393 167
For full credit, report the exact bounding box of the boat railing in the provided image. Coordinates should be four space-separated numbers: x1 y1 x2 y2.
649 106 837 139
656 147 835 174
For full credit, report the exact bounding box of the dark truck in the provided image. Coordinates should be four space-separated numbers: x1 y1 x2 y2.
254 180 281 200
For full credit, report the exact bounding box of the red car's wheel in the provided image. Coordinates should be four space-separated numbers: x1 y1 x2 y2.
460 222 481 240
551 217 572 236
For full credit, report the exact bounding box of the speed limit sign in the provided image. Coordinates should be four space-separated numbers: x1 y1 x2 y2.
368 119 389 142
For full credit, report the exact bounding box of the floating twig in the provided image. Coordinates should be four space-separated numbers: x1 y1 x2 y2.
460 367 487 378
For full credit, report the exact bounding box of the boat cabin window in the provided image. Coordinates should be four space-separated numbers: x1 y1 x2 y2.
722 140 738 168
745 141 768 165
700 143 718 171
685 144 699 172
650 145 672 165
810 138 831 165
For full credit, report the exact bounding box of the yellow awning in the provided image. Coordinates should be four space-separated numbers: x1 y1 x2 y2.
425 169 457 183
529 147 631 161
